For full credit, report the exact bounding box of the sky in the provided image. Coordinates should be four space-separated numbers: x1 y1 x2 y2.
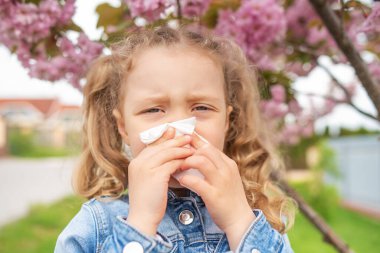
0 0 379 132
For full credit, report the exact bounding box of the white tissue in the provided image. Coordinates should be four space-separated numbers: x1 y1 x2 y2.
139 117 205 182
139 117 196 144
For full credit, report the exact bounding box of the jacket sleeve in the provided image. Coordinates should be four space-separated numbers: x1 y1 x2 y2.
55 203 174 253
233 210 294 253
54 205 97 253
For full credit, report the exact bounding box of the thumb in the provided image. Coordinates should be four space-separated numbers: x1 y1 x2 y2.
191 132 208 149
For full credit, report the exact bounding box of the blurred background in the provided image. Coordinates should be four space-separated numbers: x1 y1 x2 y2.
0 0 379 252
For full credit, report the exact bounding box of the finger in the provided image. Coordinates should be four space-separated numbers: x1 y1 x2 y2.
197 146 239 178
194 144 226 171
158 134 192 149
180 155 216 183
157 159 186 178
147 147 194 170
139 135 192 158
177 173 213 197
191 132 208 149
150 127 175 146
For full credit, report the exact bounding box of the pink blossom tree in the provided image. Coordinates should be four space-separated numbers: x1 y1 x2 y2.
2 1 379 252
1 0 378 146
1 0 377 149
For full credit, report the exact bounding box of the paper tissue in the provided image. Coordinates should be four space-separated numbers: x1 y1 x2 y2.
138 117 205 181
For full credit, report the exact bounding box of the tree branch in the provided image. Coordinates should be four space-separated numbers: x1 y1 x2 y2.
292 88 344 103
293 88 378 120
308 0 380 121
317 62 378 121
290 46 377 120
271 172 354 253
176 0 182 20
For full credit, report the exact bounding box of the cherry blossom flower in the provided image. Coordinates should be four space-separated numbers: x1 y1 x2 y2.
215 0 286 69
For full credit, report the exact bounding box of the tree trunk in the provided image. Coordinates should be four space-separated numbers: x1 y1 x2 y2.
271 172 354 253
308 0 380 121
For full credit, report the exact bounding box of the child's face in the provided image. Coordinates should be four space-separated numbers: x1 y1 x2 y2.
115 46 231 185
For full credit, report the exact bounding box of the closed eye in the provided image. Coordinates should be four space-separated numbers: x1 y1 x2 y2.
143 108 164 113
193 105 211 111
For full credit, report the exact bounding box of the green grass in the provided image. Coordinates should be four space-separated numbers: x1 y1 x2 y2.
0 183 379 253
0 196 84 253
11 145 80 158
8 127 81 158
288 182 380 253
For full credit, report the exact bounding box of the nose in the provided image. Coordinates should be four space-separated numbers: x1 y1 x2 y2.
166 109 193 123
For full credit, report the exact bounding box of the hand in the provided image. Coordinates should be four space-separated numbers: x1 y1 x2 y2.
177 134 256 251
126 127 194 236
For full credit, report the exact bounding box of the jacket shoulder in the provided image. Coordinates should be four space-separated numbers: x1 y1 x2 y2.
54 195 130 253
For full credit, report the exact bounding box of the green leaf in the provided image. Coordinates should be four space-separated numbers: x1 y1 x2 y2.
259 71 293 101
344 0 367 9
23 0 43 5
201 0 240 28
95 3 128 29
60 20 83 33
101 19 137 45
307 18 322 29
43 35 60 58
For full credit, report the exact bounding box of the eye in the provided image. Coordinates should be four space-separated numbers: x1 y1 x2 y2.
143 108 164 113
193 105 211 111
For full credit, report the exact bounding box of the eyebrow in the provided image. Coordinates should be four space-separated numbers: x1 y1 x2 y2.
187 94 222 103
139 93 222 104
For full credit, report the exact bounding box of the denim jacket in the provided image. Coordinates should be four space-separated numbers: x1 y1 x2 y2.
55 189 294 253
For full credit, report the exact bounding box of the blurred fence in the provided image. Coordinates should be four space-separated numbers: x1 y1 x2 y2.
327 136 380 217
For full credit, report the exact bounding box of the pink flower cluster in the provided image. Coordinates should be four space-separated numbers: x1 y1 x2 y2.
124 0 211 21
286 0 364 61
260 84 342 145
359 2 380 35
285 61 317 77
0 0 103 89
0 0 75 47
261 92 314 145
368 61 380 85
124 0 169 21
279 95 344 145
280 120 314 145
261 85 289 118
286 0 335 49
215 0 286 69
179 0 211 18
28 34 104 89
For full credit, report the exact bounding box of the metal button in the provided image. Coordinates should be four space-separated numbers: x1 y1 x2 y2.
123 241 144 253
251 249 261 253
179 210 194 225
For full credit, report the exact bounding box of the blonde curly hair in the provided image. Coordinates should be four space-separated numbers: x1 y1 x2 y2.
74 26 295 233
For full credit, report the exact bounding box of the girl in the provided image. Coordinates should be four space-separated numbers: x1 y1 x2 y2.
55 26 295 253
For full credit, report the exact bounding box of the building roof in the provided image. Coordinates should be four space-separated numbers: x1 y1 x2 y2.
0 98 81 119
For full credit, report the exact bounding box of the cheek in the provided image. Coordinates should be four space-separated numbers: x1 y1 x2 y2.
128 136 146 157
131 140 145 157
124 119 147 157
195 123 227 151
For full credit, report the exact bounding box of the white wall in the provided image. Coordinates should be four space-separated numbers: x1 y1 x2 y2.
327 136 380 212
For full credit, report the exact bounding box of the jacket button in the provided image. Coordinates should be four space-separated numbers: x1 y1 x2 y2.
251 249 261 253
179 210 194 225
123 241 144 253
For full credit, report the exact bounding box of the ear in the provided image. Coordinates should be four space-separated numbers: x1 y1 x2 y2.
112 109 129 144
225 105 233 134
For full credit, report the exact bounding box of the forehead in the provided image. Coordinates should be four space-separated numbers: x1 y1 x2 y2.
124 46 225 94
